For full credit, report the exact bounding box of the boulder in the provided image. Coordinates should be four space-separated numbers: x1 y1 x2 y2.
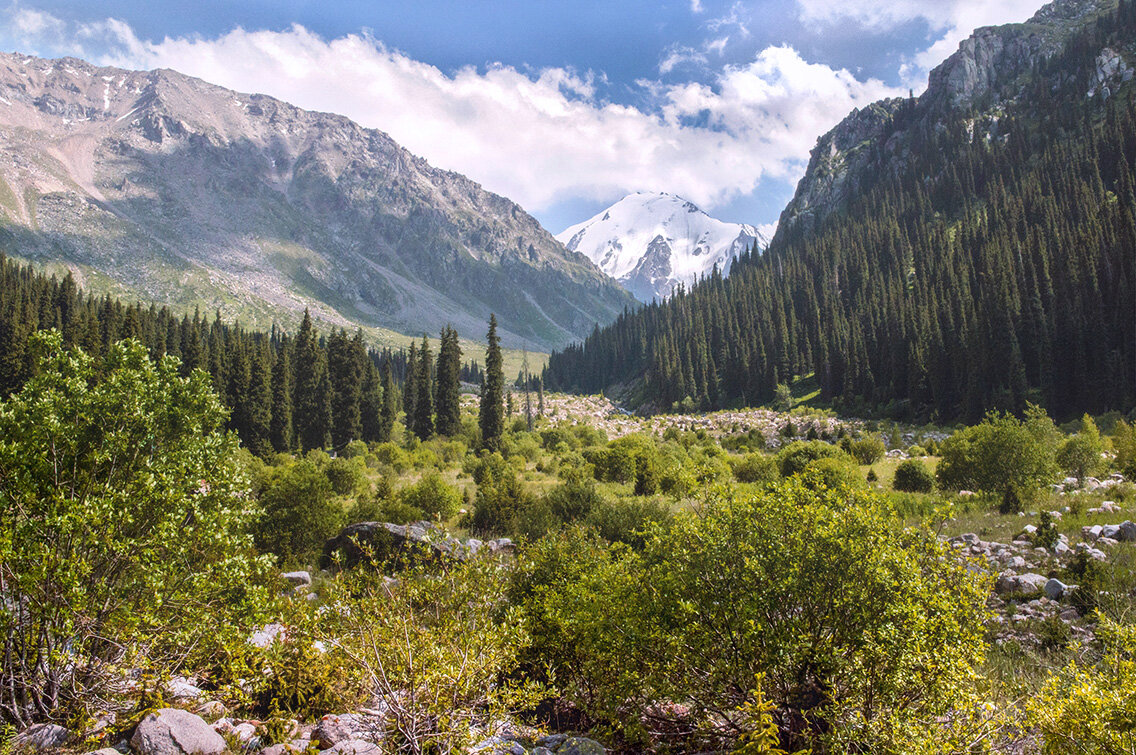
555 737 606 755
1102 524 1122 540
996 572 1048 595
249 623 286 649
13 724 72 751
314 714 362 749
321 522 462 569
1044 579 1067 600
82 749 122 755
282 571 312 587
165 677 204 700
131 708 227 755
1119 521 1136 542
320 741 381 755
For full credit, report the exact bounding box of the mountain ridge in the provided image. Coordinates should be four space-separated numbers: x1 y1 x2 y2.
0 52 636 350
557 192 765 302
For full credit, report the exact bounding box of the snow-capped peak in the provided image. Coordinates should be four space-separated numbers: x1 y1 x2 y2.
557 192 767 302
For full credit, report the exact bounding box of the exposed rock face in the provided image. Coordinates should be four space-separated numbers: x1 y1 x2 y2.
0 53 634 350
777 0 1121 236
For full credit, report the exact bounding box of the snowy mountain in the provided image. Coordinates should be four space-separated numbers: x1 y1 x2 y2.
557 192 767 302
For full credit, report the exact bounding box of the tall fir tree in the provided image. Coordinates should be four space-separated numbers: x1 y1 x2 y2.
328 328 363 449
270 338 293 453
293 309 332 451
244 340 275 458
434 325 462 436
360 359 384 443
479 314 505 450
403 340 418 433
412 336 435 440
379 360 397 442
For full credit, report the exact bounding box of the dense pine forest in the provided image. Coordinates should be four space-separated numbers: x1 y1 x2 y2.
0 255 487 454
547 2 1136 422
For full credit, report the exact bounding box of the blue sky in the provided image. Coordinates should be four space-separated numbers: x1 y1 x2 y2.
1 0 1050 233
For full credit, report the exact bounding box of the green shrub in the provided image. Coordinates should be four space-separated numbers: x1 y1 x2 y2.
1034 512 1059 550
399 471 462 520
257 459 346 565
732 453 779 484
1057 415 1106 480
0 333 268 724
470 453 532 535
776 440 851 478
801 456 864 491
585 498 672 549
936 407 1058 502
373 442 411 473
848 435 887 465
893 459 935 493
325 456 366 496
516 480 991 751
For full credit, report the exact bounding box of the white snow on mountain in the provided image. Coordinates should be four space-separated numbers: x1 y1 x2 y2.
557 192 768 302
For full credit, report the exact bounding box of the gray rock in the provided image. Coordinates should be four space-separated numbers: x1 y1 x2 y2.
165 678 204 700
537 735 568 749
1119 521 1136 542
131 708 226 755
282 571 312 587
82 749 122 755
1083 524 1103 541
314 714 362 749
320 740 381 755
195 701 226 721
249 623 286 648
555 737 606 755
996 572 1048 595
1102 524 1122 540
1044 578 1067 600
14 724 72 751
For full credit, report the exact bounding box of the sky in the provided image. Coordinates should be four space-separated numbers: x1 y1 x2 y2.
0 0 1051 235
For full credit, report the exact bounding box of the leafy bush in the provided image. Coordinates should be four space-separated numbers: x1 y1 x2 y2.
398 471 462 520
936 408 1058 506
893 459 935 493
585 497 672 549
0 334 267 725
1057 414 1106 480
325 456 366 496
848 435 886 465
470 453 532 535
776 440 852 478
257 459 345 565
732 453 779 484
516 480 990 751
801 456 863 491
1034 511 1060 550
1028 617 1136 754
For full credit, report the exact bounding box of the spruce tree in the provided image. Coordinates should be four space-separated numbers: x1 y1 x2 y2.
479 314 505 450
328 328 363 449
403 341 418 433
293 310 331 451
360 359 383 443
434 325 462 436
412 336 434 441
244 341 274 458
379 360 397 442
270 339 294 453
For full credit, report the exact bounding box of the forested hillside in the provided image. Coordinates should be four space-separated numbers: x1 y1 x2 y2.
547 0 1136 421
0 255 486 454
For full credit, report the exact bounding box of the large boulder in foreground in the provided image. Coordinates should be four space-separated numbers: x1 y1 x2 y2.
131 708 226 755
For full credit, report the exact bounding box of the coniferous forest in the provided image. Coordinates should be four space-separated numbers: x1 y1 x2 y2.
0 255 483 454
547 3 1136 422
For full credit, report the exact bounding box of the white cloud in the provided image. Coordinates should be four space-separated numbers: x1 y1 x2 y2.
796 0 1050 86
10 6 63 36
2 8 901 219
690 0 704 14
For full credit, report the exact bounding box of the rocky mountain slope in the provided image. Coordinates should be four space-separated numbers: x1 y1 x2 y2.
557 192 765 302
776 0 1129 236
0 53 635 350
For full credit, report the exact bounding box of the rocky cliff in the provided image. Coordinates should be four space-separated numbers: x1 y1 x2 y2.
776 0 1126 236
0 53 635 350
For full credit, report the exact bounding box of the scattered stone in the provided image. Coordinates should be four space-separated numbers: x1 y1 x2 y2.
230 723 258 743
314 714 363 749
555 737 606 755
1119 521 1136 542
996 572 1048 595
249 623 286 649
195 701 226 721
82 749 122 755
320 740 381 755
131 708 227 755
1044 579 1067 600
13 723 72 751
282 571 312 587
165 677 204 700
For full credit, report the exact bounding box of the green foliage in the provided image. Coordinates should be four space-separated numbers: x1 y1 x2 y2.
479 315 505 451
847 435 886 465
1114 419 1136 479
470 453 531 535
256 459 345 565
325 456 365 496
893 459 935 493
732 452 779 484
515 480 990 751
800 456 863 492
1066 550 1107 616
0 332 267 725
398 471 462 521
1057 414 1106 480
773 383 793 412
776 440 852 478
332 561 543 752
1028 617 1136 754
936 408 1058 506
1034 511 1060 550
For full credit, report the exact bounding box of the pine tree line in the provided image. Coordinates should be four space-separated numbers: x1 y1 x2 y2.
0 255 482 453
546 3 1136 421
